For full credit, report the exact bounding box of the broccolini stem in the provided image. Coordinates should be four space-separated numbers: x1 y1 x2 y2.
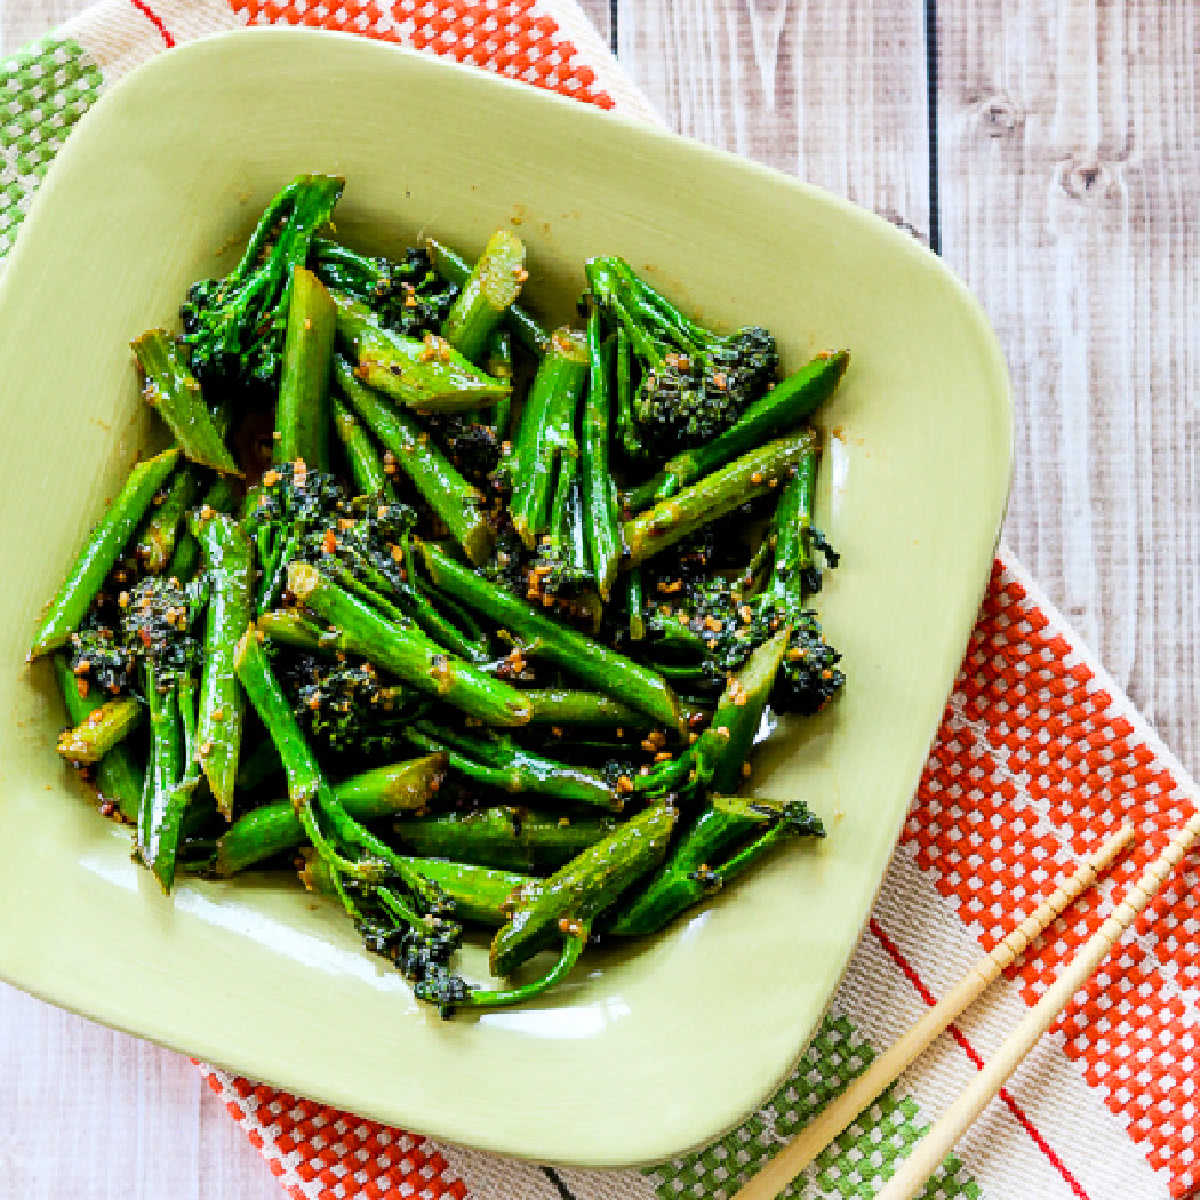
524 687 648 727
623 435 810 567
233 628 321 807
426 237 549 356
441 229 527 364
30 447 180 657
277 267 337 470
705 628 789 792
211 754 446 874
628 351 845 507
255 608 333 653
458 931 586 1009
406 857 528 927
486 329 514 441
287 561 531 727
193 512 253 819
404 721 621 811
489 801 677 976
332 291 511 413
582 304 622 599
332 395 395 499
634 629 788 799
606 794 823 937
138 663 192 891
303 850 528 929
169 476 237 584
53 655 143 821
136 466 200 575
763 447 817 606
132 331 241 476
508 328 588 550
393 806 618 873
626 566 646 641
334 355 495 566
418 541 683 732
613 325 644 459
233 631 380 884
56 695 141 764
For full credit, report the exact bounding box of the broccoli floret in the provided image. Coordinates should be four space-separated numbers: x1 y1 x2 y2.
276 652 411 758
629 468 844 715
586 255 778 456
68 608 135 697
121 574 204 679
309 239 458 340
180 175 344 392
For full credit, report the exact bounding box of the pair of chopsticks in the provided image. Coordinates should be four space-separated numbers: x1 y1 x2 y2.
733 809 1200 1200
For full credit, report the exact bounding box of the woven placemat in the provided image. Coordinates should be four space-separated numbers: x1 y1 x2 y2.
2 6 1197 1198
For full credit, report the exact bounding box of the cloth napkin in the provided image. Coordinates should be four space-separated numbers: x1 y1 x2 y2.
3 5 1197 1199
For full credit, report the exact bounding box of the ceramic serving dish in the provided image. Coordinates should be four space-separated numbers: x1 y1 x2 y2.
0 29 1011 1166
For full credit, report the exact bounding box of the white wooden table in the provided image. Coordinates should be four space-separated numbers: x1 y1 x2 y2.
1 2 1195 1196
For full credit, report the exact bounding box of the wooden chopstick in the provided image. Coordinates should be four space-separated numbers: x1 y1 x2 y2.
876 810 1200 1200
731 823 1136 1200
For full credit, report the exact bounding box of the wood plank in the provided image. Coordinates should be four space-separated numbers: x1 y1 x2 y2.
615 0 931 240
937 0 1199 773
574 0 611 52
0 980 278 1198
0 1 85 52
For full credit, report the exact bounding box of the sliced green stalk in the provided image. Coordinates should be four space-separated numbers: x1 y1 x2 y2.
30 447 179 656
404 722 620 811
419 542 681 731
489 801 677 975
508 328 588 549
304 850 528 929
288 561 531 726
234 628 322 807
627 351 847 507
56 695 140 764
486 329 515 441
394 806 618 873
441 229 527 363
606 794 824 937
332 291 510 413
138 664 186 891
332 395 394 499
334 356 494 565
426 237 549 355
582 304 621 598
613 325 644 459
255 608 335 653
136 466 200 575
524 687 648 727
277 266 337 470
194 513 253 818
623 434 811 566
52 655 143 821
212 754 447 874
132 331 240 475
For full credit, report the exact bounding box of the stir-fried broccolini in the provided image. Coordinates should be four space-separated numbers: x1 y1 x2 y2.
33 174 852 1014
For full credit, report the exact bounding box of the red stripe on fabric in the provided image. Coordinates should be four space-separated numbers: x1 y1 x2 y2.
869 918 1092 1200
129 0 176 47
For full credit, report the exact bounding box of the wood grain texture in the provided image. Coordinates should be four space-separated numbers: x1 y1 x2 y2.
0 980 278 1199
615 0 1198 776
0 0 84 49
0 1 1195 1197
574 0 610 51
936 0 1199 772
615 0 931 241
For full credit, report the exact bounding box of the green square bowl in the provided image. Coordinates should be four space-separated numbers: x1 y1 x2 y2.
0 29 1011 1167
